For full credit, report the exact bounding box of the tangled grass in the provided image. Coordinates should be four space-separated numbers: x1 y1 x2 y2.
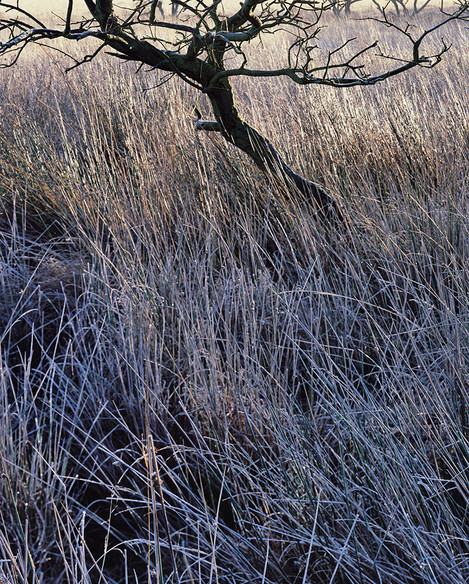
0 10 469 584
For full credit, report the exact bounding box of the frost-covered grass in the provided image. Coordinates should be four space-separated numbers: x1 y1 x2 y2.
0 11 468 584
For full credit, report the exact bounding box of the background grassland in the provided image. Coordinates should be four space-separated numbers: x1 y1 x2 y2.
0 12 469 584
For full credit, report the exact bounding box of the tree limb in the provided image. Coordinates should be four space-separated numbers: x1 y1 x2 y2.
1 0 468 226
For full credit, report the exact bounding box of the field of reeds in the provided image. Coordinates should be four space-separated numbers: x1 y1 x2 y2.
0 8 469 584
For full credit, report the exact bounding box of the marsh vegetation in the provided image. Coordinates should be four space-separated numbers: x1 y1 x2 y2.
0 10 469 584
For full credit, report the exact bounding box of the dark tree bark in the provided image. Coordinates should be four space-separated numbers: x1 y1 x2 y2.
206 80 343 223
1 0 467 229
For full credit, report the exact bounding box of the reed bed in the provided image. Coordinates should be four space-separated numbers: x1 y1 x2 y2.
0 10 468 584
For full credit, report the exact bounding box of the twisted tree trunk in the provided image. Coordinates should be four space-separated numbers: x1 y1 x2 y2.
205 80 343 224
81 4 342 224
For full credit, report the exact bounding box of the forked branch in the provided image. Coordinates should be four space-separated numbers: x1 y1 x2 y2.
0 0 467 224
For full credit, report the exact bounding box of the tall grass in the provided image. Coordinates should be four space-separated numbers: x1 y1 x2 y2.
0 11 468 584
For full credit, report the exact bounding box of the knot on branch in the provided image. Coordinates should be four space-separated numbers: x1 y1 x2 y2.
193 106 221 132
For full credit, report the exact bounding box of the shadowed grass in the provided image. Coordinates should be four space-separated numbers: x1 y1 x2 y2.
0 11 468 584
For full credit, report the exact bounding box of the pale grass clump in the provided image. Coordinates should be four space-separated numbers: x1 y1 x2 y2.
0 13 469 584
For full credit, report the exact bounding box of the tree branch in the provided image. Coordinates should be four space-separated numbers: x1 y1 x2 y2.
1 0 467 226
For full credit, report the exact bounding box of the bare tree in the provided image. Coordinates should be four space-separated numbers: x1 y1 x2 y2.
331 0 362 16
150 0 180 20
371 0 432 17
0 0 467 223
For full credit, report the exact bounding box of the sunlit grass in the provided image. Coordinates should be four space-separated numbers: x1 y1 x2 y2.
0 10 468 584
